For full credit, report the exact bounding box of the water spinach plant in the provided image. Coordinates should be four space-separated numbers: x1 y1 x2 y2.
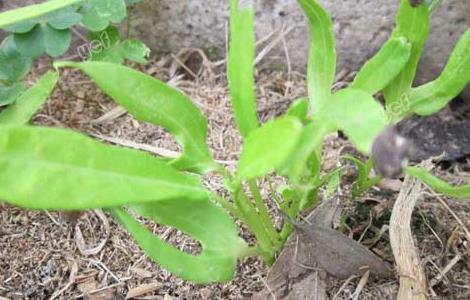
0 0 469 283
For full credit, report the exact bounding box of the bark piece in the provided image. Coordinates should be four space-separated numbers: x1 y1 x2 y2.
389 175 428 299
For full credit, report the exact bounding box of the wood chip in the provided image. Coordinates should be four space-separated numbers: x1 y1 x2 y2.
77 277 97 295
125 282 163 299
130 267 154 278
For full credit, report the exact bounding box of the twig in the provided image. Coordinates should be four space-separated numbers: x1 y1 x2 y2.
332 275 358 300
89 132 237 165
44 211 61 226
427 188 470 241
281 28 292 97
430 254 462 287
257 274 277 300
352 270 370 300
389 175 428 299
170 54 198 79
87 259 120 283
74 280 130 299
92 106 127 124
254 25 299 66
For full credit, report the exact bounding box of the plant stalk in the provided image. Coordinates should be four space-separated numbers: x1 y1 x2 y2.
234 189 275 263
211 194 243 220
248 179 281 247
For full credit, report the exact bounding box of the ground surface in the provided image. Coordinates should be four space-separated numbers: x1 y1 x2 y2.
1 53 470 299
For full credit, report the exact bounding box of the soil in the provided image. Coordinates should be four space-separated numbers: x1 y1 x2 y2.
1 52 470 299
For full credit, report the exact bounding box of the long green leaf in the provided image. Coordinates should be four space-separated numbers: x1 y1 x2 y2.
0 0 83 28
0 71 58 125
236 116 303 182
227 0 259 138
286 98 309 123
0 125 207 210
326 88 388 153
383 0 429 115
280 120 331 183
298 0 336 114
407 166 470 199
409 28 470 116
350 37 412 95
55 61 216 173
112 197 247 283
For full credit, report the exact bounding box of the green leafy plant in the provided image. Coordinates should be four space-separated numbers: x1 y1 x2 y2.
0 0 147 106
343 156 381 198
86 26 149 64
0 0 469 284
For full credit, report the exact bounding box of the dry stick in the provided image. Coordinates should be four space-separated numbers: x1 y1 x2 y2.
332 275 358 300
429 189 470 241
89 133 237 165
254 25 299 66
256 274 277 300
429 254 462 287
390 175 428 300
352 270 370 300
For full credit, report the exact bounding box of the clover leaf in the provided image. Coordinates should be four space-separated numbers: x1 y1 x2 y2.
80 0 127 31
0 82 25 107
0 37 32 106
0 36 32 83
88 26 149 64
4 6 82 58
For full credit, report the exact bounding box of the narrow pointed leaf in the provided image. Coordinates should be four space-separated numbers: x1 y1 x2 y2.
407 167 470 199
236 116 303 182
228 0 259 138
0 0 83 28
350 37 412 95
383 0 429 115
55 61 216 173
0 71 58 124
112 197 247 283
409 28 470 116
298 0 336 113
0 125 207 210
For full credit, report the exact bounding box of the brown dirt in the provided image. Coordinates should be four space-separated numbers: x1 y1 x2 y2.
1 53 470 299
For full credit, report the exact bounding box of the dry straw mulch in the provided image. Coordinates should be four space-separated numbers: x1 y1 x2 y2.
1 50 470 299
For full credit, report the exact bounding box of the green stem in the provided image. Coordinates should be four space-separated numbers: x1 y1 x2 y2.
211 194 242 220
238 246 269 259
248 179 280 247
280 222 294 244
214 163 232 179
125 5 132 39
234 189 275 263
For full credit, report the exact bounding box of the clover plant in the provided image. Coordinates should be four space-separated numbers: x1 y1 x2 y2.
0 0 148 106
0 0 469 284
